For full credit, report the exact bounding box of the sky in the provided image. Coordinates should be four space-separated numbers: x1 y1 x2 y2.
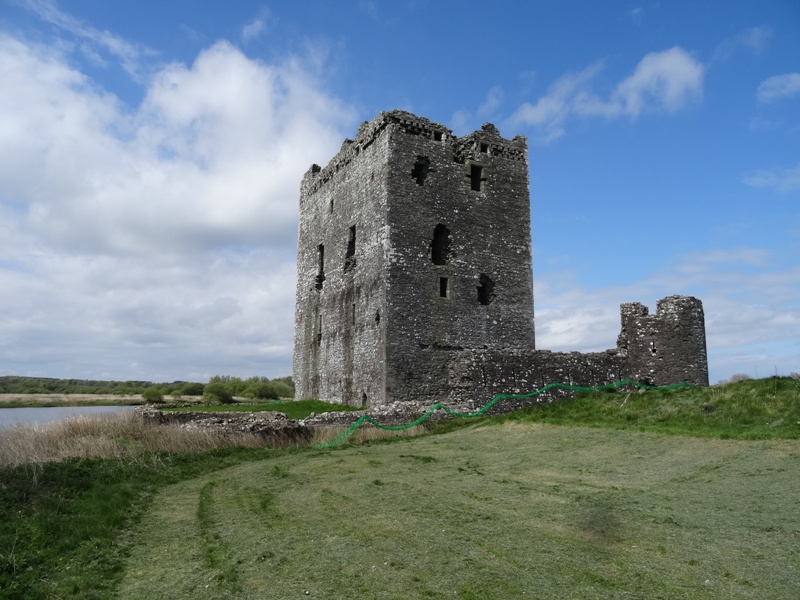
0 0 798 385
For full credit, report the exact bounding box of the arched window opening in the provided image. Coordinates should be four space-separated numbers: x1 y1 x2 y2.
430 224 451 265
477 273 495 305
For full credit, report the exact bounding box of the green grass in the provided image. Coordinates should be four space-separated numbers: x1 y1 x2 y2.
490 376 800 440
115 424 800 599
162 398 363 419
2 377 799 598
0 446 296 599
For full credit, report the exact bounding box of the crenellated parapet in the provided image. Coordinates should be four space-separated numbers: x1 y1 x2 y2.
302 111 526 198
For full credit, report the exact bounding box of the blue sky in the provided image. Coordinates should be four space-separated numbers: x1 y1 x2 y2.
0 0 798 385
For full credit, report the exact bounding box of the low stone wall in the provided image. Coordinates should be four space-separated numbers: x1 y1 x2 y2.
448 348 626 407
139 406 313 444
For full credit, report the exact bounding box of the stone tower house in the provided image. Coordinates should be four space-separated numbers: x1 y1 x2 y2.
294 110 709 407
293 111 534 406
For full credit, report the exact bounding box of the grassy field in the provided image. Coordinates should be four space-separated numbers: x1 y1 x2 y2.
115 423 800 599
1 377 798 599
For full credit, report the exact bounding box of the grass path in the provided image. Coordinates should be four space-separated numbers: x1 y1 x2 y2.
115 423 800 599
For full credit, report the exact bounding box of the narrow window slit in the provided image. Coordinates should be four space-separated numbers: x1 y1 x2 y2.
344 225 356 271
430 224 451 265
439 277 449 298
315 244 325 290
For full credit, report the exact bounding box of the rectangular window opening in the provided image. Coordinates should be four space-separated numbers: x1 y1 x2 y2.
470 164 484 191
439 277 449 298
433 131 443 141
480 142 489 153
344 225 356 271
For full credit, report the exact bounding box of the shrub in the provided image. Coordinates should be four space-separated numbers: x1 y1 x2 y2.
270 380 294 399
250 382 278 400
728 373 752 383
142 388 164 403
182 382 205 396
204 382 234 404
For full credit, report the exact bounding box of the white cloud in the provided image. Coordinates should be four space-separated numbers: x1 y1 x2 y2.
477 86 504 118
507 63 602 142
241 10 269 42
508 47 703 142
628 7 644 26
607 47 704 117
757 73 800 103
744 162 800 193
713 26 772 63
449 87 506 135
19 0 156 81
0 31 354 380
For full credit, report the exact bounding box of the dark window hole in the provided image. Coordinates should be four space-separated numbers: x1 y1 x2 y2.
412 156 431 185
430 224 451 265
477 273 495 305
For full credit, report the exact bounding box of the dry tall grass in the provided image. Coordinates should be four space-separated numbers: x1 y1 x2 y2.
0 412 282 468
0 413 432 467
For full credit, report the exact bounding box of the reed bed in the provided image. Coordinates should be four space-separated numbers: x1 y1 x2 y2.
0 413 432 467
0 412 278 468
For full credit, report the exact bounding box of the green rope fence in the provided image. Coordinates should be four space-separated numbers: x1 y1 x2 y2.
313 379 696 449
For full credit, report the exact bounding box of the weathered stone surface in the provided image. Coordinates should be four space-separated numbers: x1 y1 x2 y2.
293 110 709 407
139 406 311 442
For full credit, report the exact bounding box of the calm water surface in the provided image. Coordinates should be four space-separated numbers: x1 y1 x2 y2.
0 405 137 428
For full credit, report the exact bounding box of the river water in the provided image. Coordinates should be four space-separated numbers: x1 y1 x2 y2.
0 405 138 428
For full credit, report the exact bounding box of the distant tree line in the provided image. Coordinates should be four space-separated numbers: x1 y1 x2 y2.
0 375 295 401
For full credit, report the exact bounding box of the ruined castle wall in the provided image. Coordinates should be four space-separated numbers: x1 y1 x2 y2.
293 123 392 406
381 115 535 404
617 295 709 386
447 348 626 406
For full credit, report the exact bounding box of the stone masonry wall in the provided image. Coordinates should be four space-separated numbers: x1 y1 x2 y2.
382 114 534 405
617 295 709 386
448 348 626 407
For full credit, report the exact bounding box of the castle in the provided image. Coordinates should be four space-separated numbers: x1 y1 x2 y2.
293 110 708 407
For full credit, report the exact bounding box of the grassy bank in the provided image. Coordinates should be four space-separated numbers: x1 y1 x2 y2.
489 376 800 440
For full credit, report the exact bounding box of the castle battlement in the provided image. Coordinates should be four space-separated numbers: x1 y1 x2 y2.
302 110 526 197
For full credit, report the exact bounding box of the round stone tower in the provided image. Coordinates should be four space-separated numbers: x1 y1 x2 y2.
617 295 708 386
